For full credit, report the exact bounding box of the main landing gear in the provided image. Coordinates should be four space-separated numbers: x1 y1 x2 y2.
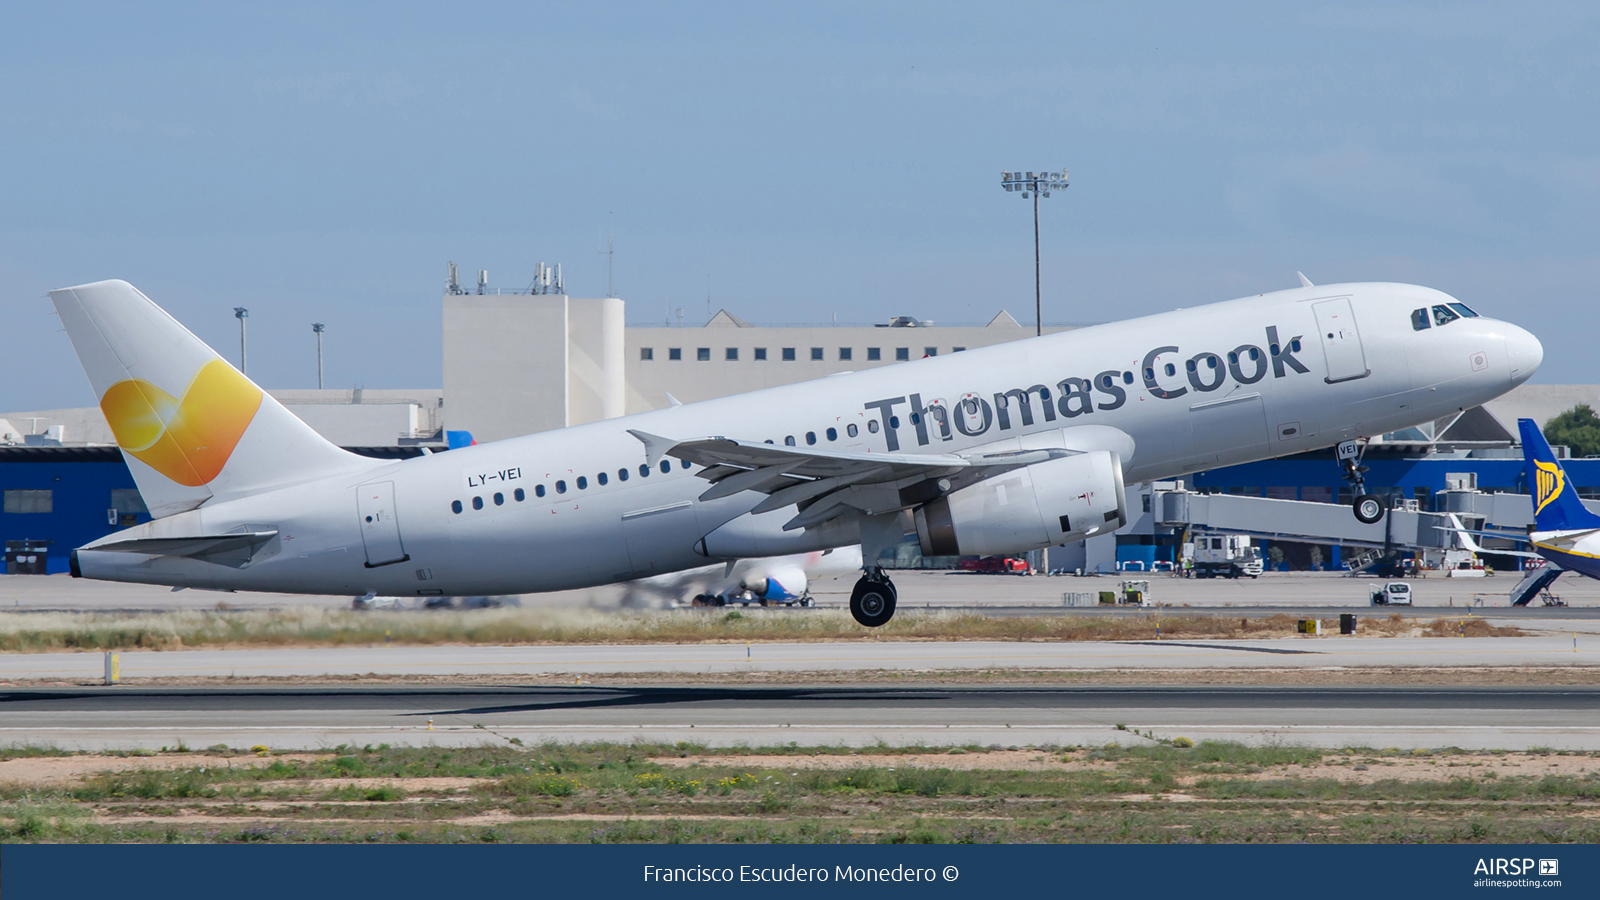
850 568 897 627
1338 439 1386 525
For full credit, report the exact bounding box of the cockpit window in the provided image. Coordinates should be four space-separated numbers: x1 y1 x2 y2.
1432 305 1460 326
1410 308 1431 331
1448 302 1479 318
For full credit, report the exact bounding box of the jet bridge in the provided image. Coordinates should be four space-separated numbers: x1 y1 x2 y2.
1151 486 1593 605
1152 489 1455 552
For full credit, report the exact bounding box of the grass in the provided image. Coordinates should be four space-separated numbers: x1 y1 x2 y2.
0 607 1504 653
3 741 1598 844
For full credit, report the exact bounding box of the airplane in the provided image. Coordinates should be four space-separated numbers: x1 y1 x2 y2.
622 546 863 608
1515 418 1600 581
52 278 1541 626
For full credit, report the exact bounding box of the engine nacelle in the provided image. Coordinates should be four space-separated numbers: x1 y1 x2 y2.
742 564 806 601
913 450 1127 557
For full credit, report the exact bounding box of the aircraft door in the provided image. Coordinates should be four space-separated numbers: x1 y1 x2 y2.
1189 392 1270 466
1312 298 1370 383
622 501 701 576
357 481 409 567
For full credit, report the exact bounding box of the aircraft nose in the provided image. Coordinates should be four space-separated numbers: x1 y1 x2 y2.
1505 323 1543 387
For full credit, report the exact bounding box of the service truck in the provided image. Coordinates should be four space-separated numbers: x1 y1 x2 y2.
1369 582 1413 606
1191 535 1264 579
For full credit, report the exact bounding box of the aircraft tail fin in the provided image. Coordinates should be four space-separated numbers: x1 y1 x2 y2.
49 280 375 517
1518 418 1600 532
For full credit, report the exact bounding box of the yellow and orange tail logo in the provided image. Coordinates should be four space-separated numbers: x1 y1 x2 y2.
1534 458 1566 516
100 359 263 486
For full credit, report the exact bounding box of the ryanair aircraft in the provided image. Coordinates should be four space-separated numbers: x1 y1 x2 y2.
52 279 1540 626
1518 419 1600 580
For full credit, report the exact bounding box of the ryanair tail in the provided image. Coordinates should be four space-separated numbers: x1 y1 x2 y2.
1518 418 1600 532
50 280 377 518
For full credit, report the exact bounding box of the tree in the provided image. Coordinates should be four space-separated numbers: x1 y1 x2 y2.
1544 404 1600 459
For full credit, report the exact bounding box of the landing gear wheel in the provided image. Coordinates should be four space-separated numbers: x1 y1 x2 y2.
849 574 897 627
1353 494 1385 524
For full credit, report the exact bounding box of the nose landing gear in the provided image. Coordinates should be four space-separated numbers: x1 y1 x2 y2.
850 568 897 627
1339 439 1386 524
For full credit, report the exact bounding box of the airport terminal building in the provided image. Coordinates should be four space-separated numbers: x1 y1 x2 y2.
3 281 1593 577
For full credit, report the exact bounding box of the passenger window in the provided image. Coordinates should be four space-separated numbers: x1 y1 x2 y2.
785 435 796 446
867 420 879 433
1123 371 1134 384
1411 308 1431 330
639 464 650 477
1290 338 1302 352
556 480 567 494
493 492 504 506
472 496 483 510
681 459 691 469
806 432 816 445
597 472 607 486
451 500 463 514
827 427 837 441
577 476 588 489
1448 302 1479 318
514 488 525 501
1164 363 1176 377
889 416 900 428
618 468 628 482
1432 305 1459 326
847 423 858 437
536 484 546 497
660 460 671 474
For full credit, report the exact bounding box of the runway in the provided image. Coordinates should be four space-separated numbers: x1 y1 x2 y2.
4 634 1596 682
4 684 1597 752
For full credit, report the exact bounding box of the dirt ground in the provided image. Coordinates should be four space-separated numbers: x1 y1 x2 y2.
653 749 1600 784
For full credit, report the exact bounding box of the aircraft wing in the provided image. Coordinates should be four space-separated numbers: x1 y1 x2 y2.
629 425 1132 532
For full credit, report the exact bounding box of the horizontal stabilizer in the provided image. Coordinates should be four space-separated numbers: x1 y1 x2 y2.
88 531 278 568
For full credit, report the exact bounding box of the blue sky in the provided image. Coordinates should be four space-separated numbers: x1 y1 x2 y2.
4 2 1598 410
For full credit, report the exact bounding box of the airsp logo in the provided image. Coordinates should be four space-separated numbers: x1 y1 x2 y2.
1473 858 1549 876
1540 859 1559 876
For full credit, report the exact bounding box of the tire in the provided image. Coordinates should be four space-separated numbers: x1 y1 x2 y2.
1353 494 1385 524
849 576 897 627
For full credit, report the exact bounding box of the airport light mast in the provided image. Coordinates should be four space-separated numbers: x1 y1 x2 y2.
312 323 325 389
233 307 249 375
1000 169 1068 336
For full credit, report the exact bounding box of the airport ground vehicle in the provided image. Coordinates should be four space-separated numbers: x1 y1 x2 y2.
1099 579 1150 605
959 556 1031 574
1191 534 1263 579
53 279 1540 628
1369 581 1413 605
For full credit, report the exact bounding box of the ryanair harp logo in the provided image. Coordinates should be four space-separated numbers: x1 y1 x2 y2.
100 359 263 487
1534 459 1566 516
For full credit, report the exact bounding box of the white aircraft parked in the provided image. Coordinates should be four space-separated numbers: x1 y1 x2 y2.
53 279 1540 626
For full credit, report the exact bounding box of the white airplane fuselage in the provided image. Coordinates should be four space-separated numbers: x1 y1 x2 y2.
74 282 1540 597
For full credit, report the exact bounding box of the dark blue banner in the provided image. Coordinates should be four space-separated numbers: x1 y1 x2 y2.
3 844 1595 899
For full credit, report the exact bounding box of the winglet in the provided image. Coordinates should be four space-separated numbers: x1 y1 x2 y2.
1297 271 1314 288
627 429 680 466
665 392 683 408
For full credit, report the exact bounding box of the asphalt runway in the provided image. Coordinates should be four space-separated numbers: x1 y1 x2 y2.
4 684 1597 751
5 635 1596 683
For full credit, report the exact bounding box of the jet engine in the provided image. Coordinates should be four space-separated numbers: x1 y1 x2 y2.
741 563 806 601
912 450 1127 557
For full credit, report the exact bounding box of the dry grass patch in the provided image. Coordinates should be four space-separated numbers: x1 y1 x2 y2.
0 607 1519 653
